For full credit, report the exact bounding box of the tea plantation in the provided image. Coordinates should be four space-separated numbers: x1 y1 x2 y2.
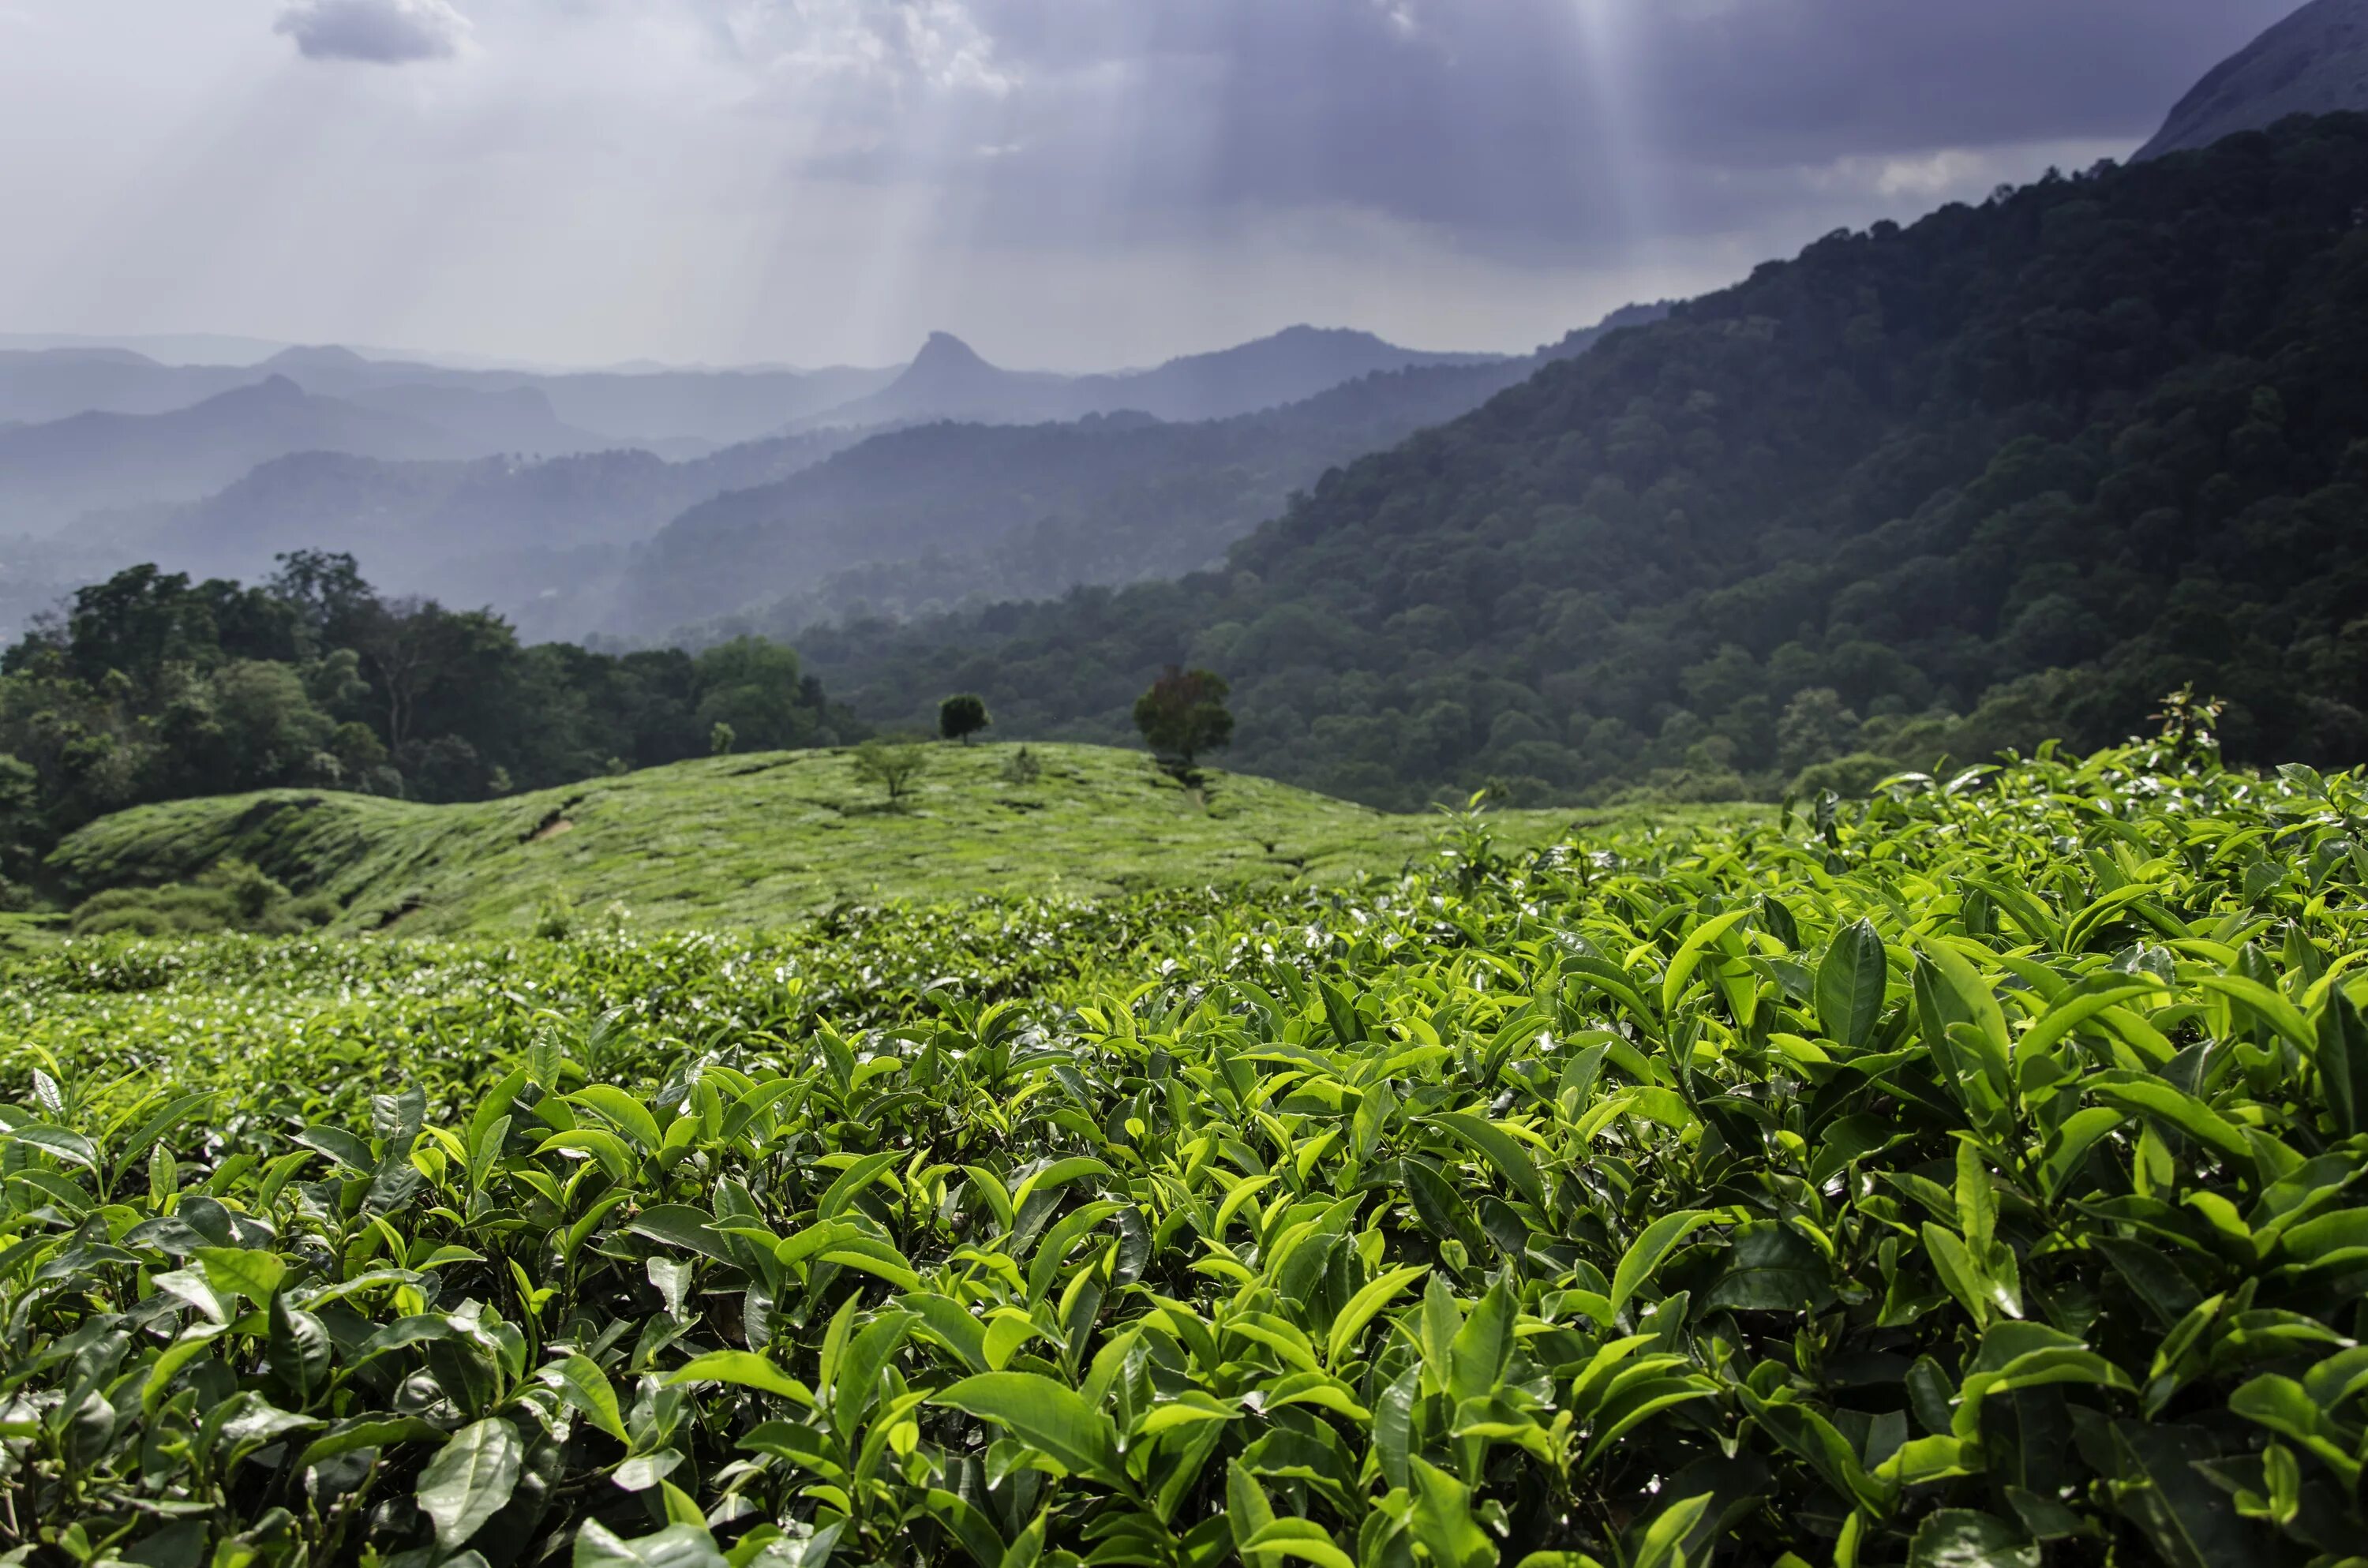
36 744 1609 937
4 743 2366 1568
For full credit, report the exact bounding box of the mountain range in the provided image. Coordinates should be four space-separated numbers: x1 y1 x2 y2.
0 324 1535 556
796 327 1509 430
0 376 620 534
2137 0 2368 159
628 308 1661 641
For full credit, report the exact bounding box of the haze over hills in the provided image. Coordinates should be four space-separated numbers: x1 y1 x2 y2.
0 344 897 449
131 428 867 641
629 306 1662 641
798 325 1510 430
2137 0 2368 159
1 309 1650 645
0 376 620 533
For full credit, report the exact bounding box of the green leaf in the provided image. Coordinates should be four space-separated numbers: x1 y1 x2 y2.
1407 1457 1497 1568
1325 1264 1428 1367
1609 1210 1711 1320
416 1416 523 1551
901 1291 991 1375
193 1246 286 1305
1008 1154 1111 1211
1700 1222 1834 1312
1634 1494 1714 1568
297 1416 445 1467
568 1086 665 1151
1425 1111 1549 1210
1905 1510 2040 1568
534 1128 636 1184
1449 1276 1519 1404
628 1205 736 1264
1241 1522 1355 1568
4 1124 99 1172
1662 906 1756 1016
818 1150 904 1217
2085 1074 2254 1166
1816 919 1889 1051
539 1354 628 1441
667 1350 816 1406
572 1521 729 1568
2314 990 2368 1138
930 1372 1123 1484
2227 1375 2362 1484
2195 974 2314 1052
268 1293 331 1405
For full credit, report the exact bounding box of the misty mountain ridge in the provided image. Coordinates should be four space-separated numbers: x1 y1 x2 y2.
2137 0 2368 159
127 425 872 639
793 324 1511 429
0 374 647 533
631 305 1661 642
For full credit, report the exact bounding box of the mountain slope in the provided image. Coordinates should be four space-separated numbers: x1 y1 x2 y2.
800 115 2368 810
41 743 1607 933
0 377 514 532
0 349 255 425
2137 0 2368 159
619 309 1652 638
135 428 867 638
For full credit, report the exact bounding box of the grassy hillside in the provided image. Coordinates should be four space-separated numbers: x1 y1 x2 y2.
43 742 1688 934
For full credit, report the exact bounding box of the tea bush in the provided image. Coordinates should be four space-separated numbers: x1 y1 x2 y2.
3 744 2365 1568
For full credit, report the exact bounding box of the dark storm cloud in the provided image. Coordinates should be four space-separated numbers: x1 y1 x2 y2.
275 0 470 64
839 0 2299 253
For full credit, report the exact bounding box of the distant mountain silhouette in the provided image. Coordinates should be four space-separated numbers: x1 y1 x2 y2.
0 376 599 531
128 429 870 641
0 349 254 425
2137 0 2368 159
799 326 1509 429
626 306 1658 638
0 344 901 449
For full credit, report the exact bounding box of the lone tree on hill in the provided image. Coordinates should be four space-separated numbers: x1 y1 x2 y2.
939 693 991 745
852 738 929 807
1133 666 1234 773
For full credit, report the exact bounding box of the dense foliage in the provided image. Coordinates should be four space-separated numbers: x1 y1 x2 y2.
0 554 860 888
5 740 2366 1566
802 115 2368 810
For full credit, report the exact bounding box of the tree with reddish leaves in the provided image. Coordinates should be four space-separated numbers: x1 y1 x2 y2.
1132 665 1233 773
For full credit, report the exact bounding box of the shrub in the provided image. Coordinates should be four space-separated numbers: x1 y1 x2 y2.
852 737 930 806
1786 749 1903 799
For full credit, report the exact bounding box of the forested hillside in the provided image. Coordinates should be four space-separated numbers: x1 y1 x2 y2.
137 428 864 639
803 115 2368 809
0 556 860 894
628 309 1660 639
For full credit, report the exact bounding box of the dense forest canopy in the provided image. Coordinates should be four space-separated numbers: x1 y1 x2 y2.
0 554 860 894
797 114 2368 810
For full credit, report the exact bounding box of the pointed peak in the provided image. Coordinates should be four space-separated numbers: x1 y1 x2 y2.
911 331 991 369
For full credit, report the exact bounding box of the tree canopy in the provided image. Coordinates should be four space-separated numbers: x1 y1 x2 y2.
0 554 860 885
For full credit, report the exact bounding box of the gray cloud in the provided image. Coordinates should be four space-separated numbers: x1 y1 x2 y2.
275 0 470 64
764 0 2297 256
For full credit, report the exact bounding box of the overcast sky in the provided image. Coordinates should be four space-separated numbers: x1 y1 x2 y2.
0 0 2301 371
